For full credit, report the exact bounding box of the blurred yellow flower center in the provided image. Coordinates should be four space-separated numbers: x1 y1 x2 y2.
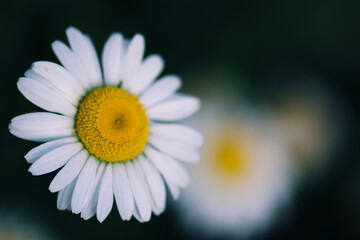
215 138 248 176
75 87 149 162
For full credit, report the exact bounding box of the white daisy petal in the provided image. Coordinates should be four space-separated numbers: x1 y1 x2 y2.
102 33 124 86
24 69 45 82
28 142 83 176
126 161 152 222
132 159 165 216
57 177 77 210
167 181 180 200
137 155 166 213
49 150 88 193
144 146 190 188
80 162 106 220
71 156 99 214
17 77 77 116
149 135 199 163
24 68 78 105
139 75 181 108
132 159 163 215
52 40 92 89
10 112 73 131
129 54 164 95
9 113 74 142
150 123 203 147
96 163 114 222
81 200 97 220
31 61 84 103
147 96 200 121
25 137 77 163
132 205 144 223
113 163 134 221
80 193 98 220
66 27 102 87
9 127 73 143
152 201 165 216
122 34 145 89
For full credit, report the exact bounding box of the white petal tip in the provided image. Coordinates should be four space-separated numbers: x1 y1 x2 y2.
66 26 81 34
142 215 151 222
121 214 132 221
8 124 14 133
72 209 81 215
97 216 106 223
81 215 92 221
51 40 60 48
109 32 123 40
133 33 145 43
28 167 37 176
49 183 60 193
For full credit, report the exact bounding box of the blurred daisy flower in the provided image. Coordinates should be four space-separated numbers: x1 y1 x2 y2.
9 27 202 222
178 103 293 238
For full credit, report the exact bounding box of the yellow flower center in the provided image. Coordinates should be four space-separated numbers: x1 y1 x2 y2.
75 87 149 162
213 136 248 177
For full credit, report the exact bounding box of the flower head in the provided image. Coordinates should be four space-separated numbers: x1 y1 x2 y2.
177 105 292 238
9 27 202 222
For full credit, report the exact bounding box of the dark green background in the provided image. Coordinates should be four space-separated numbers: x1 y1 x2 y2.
0 0 359 239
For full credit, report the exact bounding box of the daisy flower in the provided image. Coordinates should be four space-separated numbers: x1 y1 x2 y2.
178 105 292 238
9 27 202 223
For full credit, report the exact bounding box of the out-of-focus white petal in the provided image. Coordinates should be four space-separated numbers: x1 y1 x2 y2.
147 96 200 121
122 34 145 89
152 204 165 216
128 54 164 95
144 146 190 188
132 205 144 223
150 123 203 147
139 75 181 108
102 33 124 86
167 181 180 200
149 135 199 163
